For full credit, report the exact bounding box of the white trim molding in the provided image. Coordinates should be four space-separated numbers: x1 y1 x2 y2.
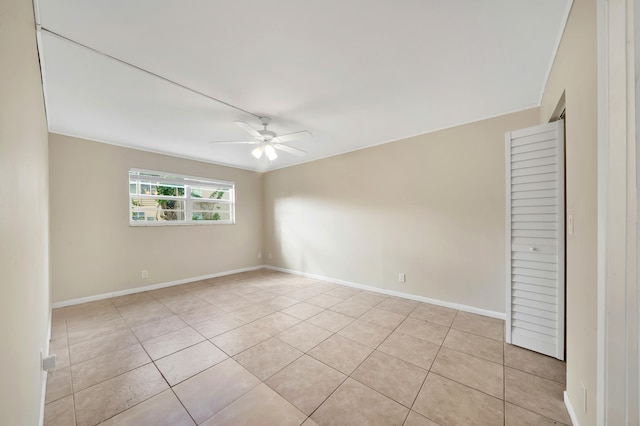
565 391 581 426
52 263 507 322
597 0 640 424
51 265 265 308
264 265 506 321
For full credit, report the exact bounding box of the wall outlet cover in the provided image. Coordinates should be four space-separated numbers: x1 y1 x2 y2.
43 354 56 371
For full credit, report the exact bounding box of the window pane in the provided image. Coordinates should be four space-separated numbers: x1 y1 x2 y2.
191 200 229 211
212 211 232 221
190 186 231 201
154 183 184 197
155 200 185 221
130 198 158 221
140 183 152 195
192 211 232 221
131 198 185 221
191 201 230 221
131 208 159 221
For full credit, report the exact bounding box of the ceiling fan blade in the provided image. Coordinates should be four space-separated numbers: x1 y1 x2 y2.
209 140 259 144
272 130 312 143
272 143 307 156
234 121 262 139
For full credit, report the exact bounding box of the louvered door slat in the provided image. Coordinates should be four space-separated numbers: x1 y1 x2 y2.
512 329 558 356
511 164 558 177
511 197 557 207
511 140 558 155
512 244 557 255
511 189 558 200
506 120 565 360
512 222 558 231
513 298 558 315
512 237 558 248
512 156 558 169
513 289 557 304
512 318 557 337
512 229 557 238
511 147 558 162
512 260 557 272
512 275 557 288
513 313 557 330
512 251 558 263
512 173 558 186
512 267 557 280
513 282 557 296
510 130 557 146
512 214 557 222
512 181 558 192
512 205 557 214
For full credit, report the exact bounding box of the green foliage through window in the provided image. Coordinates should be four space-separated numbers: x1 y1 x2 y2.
156 185 185 221
192 190 224 221
129 169 234 225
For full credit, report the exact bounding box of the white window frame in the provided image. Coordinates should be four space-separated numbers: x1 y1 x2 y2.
129 168 235 226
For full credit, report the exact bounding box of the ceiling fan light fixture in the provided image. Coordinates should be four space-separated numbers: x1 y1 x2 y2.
211 118 308 160
251 145 264 159
264 144 278 161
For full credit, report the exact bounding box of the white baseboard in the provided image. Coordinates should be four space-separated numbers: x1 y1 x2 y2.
39 370 47 426
265 265 506 320
52 263 506 322
564 391 580 426
52 265 265 308
40 311 52 425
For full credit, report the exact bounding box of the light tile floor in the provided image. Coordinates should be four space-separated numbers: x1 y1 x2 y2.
44 270 571 426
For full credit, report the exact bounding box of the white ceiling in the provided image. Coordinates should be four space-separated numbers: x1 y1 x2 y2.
36 0 571 172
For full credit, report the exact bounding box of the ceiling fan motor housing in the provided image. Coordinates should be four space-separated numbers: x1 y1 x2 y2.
259 129 277 141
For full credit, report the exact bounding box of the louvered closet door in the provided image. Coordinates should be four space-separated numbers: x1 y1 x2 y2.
505 120 565 360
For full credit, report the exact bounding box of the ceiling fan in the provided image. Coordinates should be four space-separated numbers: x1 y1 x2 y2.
210 117 310 160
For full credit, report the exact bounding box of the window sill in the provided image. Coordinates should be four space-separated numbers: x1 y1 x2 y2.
129 221 235 227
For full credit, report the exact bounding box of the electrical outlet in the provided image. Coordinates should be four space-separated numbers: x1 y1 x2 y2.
141 270 148 279
398 273 406 283
258 252 262 259
268 253 273 260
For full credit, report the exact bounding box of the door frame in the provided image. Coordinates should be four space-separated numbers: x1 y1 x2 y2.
596 0 639 424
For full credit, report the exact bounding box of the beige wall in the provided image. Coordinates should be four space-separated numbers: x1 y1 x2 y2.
49 134 263 303
0 0 51 423
539 0 598 424
264 109 539 314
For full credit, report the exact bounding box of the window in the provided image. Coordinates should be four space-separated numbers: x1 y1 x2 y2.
129 169 235 225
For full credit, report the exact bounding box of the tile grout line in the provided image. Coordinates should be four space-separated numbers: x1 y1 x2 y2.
66 309 79 426
169 387 198 425
51 271 547 426
99 273 260 424
73 305 159 425
406 309 459 425
170 276 355 422
304 300 429 421
76 300 180 424
276 300 408 421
